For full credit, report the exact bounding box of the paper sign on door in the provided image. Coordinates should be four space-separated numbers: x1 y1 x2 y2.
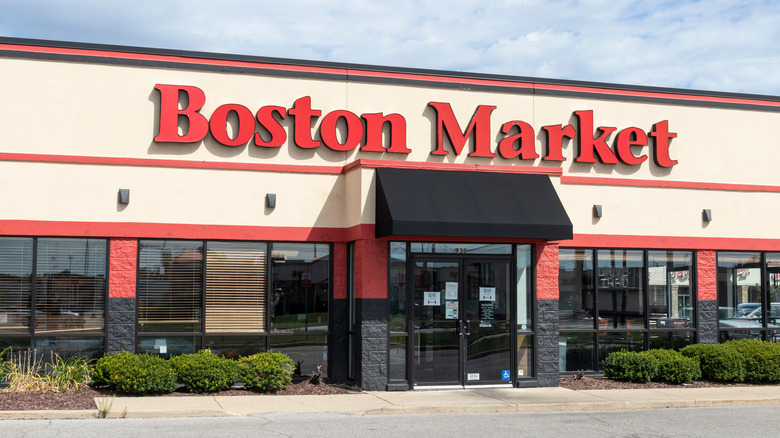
445 282 459 300
445 301 458 319
423 291 441 306
479 287 496 301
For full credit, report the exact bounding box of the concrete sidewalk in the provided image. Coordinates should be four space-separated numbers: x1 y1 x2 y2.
2 386 780 419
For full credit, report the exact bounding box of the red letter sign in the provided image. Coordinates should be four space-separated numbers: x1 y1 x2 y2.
498 121 538 159
288 96 322 149
320 110 364 151
209 104 255 146
154 84 209 143
428 102 496 157
650 121 678 167
615 127 648 165
574 110 618 164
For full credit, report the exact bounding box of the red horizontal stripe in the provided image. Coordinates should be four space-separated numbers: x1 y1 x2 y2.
0 43 345 76
0 152 344 174
567 234 780 251
2 220 778 252
3 42 779 109
535 83 780 108
0 152 562 176
0 220 350 242
561 175 780 192
344 159 562 175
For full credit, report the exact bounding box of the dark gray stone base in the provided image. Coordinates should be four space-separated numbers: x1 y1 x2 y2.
536 299 560 387
106 297 136 354
697 300 718 344
355 298 388 391
329 299 349 383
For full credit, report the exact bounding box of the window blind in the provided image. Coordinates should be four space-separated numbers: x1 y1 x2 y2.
138 241 203 333
205 242 267 333
0 238 33 334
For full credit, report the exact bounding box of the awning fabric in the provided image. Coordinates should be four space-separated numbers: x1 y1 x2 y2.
374 168 573 240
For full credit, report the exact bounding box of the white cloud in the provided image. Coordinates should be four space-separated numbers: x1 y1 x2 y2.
1 0 779 95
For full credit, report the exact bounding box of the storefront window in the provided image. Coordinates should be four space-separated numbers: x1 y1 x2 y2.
598 332 645 362
597 249 645 330
717 252 775 341
0 237 105 356
270 243 330 378
559 249 595 329
560 248 696 372
647 251 694 329
559 332 594 372
388 242 407 382
138 241 203 334
0 238 33 342
270 243 329 333
138 240 331 366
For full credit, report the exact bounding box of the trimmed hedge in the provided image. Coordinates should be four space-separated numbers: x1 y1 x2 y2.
92 351 177 395
602 350 659 383
238 351 295 392
643 349 701 384
725 339 780 383
680 343 746 382
170 350 240 393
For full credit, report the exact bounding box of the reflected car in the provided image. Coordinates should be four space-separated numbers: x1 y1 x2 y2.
737 303 761 317
719 307 762 339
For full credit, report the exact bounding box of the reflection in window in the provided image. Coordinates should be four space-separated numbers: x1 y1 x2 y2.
35 239 106 335
388 242 407 382
597 250 645 330
717 252 765 341
717 252 762 338
648 251 694 329
559 248 696 372
559 249 594 329
270 243 329 333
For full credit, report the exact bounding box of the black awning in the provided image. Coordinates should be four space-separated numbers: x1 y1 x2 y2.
375 168 573 240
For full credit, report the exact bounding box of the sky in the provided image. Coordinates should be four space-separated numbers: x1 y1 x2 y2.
1 0 779 96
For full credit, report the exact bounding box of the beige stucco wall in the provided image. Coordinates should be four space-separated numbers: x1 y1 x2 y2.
1 52 779 240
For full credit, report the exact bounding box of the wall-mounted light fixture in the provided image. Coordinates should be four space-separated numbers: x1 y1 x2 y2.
266 193 276 209
593 204 603 218
118 189 130 205
703 209 712 222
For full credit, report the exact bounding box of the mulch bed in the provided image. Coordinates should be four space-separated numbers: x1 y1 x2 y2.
558 375 755 390
0 381 359 411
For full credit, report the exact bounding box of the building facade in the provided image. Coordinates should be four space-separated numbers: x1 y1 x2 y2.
1 38 779 390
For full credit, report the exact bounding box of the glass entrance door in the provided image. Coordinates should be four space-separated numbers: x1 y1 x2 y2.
412 258 512 386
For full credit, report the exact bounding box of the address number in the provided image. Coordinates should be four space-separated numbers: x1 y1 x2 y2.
454 248 468 254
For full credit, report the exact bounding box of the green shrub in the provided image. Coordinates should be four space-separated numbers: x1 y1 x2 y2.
725 339 780 383
680 343 746 382
92 351 177 395
602 350 659 383
170 350 239 393
643 349 701 384
238 351 295 392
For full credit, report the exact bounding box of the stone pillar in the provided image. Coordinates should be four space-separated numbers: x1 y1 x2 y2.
353 239 388 391
106 238 137 354
697 250 718 344
535 242 560 387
